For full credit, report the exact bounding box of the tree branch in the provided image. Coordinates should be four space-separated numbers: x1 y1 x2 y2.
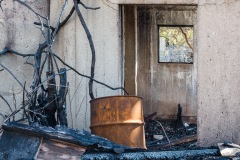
34 5 76 34
79 1 100 10
23 81 30 123
0 48 34 57
59 6 75 28
30 69 71 97
0 64 28 93
53 53 129 95
51 0 68 42
24 57 34 67
0 95 13 112
179 27 193 50
33 22 55 32
74 0 96 99
34 1 99 34
4 105 25 123
0 0 3 11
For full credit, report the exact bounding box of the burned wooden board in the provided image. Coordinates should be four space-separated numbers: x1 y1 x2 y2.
148 135 197 149
0 131 41 160
0 122 134 159
36 139 85 160
2 122 129 151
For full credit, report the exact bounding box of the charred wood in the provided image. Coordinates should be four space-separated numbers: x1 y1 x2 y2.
0 131 41 160
175 104 185 129
57 68 68 127
2 122 130 151
45 71 57 127
148 135 197 149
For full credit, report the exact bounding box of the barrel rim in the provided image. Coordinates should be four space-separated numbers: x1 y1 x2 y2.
89 95 143 103
90 120 145 128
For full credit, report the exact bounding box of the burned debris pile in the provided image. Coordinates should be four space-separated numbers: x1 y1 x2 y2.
0 122 130 159
145 119 197 150
0 122 221 160
145 105 198 150
2 122 130 151
1 120 238 160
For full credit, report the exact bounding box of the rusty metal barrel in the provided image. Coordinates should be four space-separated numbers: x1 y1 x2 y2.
90 96 146 149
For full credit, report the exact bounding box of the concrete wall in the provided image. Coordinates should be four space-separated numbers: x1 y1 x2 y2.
0 0 49 124
197 0 240 146
50 0 123 129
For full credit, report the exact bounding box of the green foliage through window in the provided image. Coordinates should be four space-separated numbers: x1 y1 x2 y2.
159 26 193 63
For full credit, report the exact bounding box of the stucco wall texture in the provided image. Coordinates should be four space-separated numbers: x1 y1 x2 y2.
0 0 49 124
197 0 240 146
1 0 240 147
50 0 123 130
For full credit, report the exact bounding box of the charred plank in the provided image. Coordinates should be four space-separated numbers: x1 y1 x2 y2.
57 68 68 127
0 131 41 160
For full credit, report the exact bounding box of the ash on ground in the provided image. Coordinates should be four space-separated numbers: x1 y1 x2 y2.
145 119 198 150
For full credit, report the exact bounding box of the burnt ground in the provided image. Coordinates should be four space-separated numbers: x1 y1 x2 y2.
145 119 198 150
144 119 238 160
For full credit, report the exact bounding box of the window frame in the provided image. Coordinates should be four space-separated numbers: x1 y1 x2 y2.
158 25 194 64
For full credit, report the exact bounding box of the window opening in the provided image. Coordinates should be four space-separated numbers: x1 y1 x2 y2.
158 26 193 63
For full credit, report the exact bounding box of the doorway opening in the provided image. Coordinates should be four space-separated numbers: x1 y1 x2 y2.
122 4 198 148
